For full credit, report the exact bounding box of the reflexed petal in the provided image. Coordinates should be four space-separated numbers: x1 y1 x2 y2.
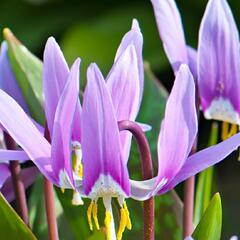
160 132 240 194
0 150 29 163
1 166 39 202
0 164 10 188
51 59 80 188
82 63 130 196
156 65 197 184
198 0 240 116
114 19 144 103
130 177 167 201
151 0 188 71
0 89 52 179
43 37 69 135
0 42 28 112
107 45 140 163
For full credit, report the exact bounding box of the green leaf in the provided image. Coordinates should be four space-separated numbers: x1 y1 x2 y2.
192 193 222 240
194 122 218 225
3 28 44 125
0 193 37 240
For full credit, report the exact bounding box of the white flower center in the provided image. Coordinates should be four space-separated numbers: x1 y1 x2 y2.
204 97 240 125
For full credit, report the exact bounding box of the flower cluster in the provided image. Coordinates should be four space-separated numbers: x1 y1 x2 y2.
0 0 239 239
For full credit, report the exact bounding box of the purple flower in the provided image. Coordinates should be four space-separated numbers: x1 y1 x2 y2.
150 0 197 79
76 64 240 240
0 49 81 190
0 19 144 202
0 42 35 190
198 0 240 125
151 0 240 137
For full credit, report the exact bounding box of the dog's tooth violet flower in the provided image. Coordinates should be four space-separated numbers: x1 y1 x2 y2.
0 57 81 189
150 0 197 78
151 0 240 140
198 0 240 139
43 37 83 204
76 63 240 240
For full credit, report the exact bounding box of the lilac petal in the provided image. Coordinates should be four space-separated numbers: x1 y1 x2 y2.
114 19 144 103
186 46 197 81
156 65 197 184
0 42 28 113
1 166 39 202
51 59 80 188
0 150 29 163
82 63 130 196
198 0 240 113
43 37 69 136
31 117 44 134
0 164 10 188
43 37 81 142
160 132 240 194
0 89 53 179
107 45 140 163
151 0 188 72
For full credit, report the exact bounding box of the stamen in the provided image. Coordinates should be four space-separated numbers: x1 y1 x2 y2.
78 163 83 179
123 202 132 230
61 188 65 194
221 122 229 140
72 191 84 206
228 124 237 137
104 211 112 240
117 207 127 240
87 201 94 231
72 143 83 179
92 202 100 230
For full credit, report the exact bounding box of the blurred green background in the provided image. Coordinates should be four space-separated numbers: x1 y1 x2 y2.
1 0 240 239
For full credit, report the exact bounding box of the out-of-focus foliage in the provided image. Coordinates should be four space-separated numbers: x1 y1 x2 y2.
29 177 75 240
0 193 36 239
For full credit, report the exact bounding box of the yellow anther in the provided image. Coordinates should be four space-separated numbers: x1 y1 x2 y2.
73 155 77 172
92 202 100 230
61 188 65 194
228 124 238 137
78 163 83 179
87 202 94 231
123 202 132 230
73 153 83 179
222 122 238 140
104 211 112 240
117 208 127 240
221 122 229 140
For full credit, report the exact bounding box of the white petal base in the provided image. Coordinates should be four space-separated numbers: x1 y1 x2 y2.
88 174 127 200
59 169 74 189
204 97 240 124
130 177 167 201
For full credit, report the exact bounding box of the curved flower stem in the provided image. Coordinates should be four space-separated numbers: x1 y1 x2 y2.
118 120 154 240
4 133 29 226
183 94 200 238
183 132 198 238
44 125 59 240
